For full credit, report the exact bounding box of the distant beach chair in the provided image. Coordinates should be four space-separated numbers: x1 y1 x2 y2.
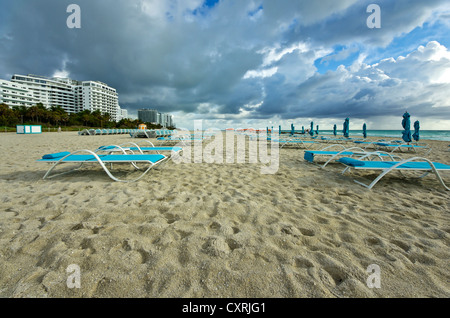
303 145 399 168
337 155 450 190
157 134 204 146
131 130 155 138
353 140 431 154
277 138 316 149
320 136 355 143
37 150 167 182
374 142 431 154
96 141 183 160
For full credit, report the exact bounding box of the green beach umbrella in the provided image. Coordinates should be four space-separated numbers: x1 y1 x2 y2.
363 123 367 138
333 124 337 136
315 125 319 135
343 118 349 138
412 120 420 142
309 121 314 136
401 112 412 143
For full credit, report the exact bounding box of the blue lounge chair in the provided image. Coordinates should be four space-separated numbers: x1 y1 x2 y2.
374 142 431 154
303 145 398 168
337 156 449 190
320 136 354 143
96 141 183 159
38 150 167 182
157 134 206 146
278 138 316 149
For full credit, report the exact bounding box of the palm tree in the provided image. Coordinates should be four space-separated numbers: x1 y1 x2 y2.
12 106 27 123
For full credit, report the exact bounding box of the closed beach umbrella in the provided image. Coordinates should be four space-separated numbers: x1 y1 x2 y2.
291 123 294 136
301 126 305 134
279 125 281 135
316 125 319 135
309 121 314 136
412 120 420 142
333 124 337 136
401 112 412 143
343 118 349 138
363 123 367 138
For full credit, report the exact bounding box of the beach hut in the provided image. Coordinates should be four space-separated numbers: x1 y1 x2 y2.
401 112 412 143
16 125 42 134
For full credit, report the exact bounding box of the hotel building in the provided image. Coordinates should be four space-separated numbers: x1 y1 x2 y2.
0 74 124 121
0 79 39 107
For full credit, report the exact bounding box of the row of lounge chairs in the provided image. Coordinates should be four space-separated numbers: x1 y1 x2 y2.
130 129 174 138
272 135 431 154
79 129 174 138
37 134 448 190
79 129 139 136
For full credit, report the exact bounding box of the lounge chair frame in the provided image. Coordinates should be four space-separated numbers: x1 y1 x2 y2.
96 140 183 161
304 145 402 169
339 155 449 190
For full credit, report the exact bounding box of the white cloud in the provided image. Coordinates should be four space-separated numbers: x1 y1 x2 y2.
243 67 278 79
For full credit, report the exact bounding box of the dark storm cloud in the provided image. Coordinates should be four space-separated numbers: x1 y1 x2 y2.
0 0 449 127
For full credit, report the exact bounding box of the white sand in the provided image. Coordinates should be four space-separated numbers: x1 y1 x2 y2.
0 131 448 297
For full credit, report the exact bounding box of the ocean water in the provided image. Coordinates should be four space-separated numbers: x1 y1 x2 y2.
275 130 450 141
316 130 450 142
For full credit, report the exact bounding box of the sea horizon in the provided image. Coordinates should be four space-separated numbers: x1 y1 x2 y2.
218 129 450 142
311 129 450 142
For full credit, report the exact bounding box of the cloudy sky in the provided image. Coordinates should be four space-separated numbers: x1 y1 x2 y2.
1 0 450 130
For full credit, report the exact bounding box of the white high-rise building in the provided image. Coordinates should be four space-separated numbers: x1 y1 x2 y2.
138 109 159 123
4 74 122 121
138 108 174 127
0 79 39 107
81 80 120 121
11 74 80 113
116 107 128 121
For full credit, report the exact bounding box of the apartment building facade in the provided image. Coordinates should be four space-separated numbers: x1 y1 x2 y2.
138 108 174 127
0 79 39 107
81 80 120 120
0 74 123 121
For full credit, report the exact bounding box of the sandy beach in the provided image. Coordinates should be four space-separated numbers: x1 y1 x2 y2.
0 131 448 298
